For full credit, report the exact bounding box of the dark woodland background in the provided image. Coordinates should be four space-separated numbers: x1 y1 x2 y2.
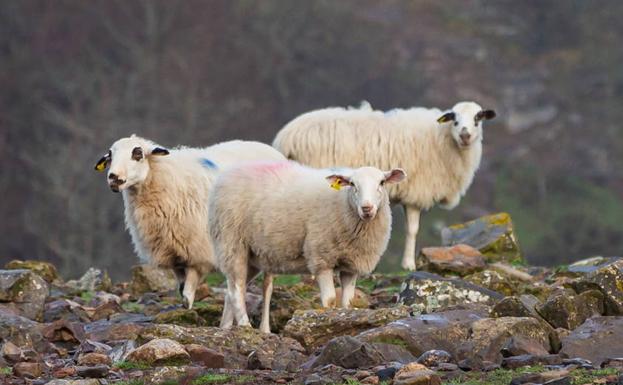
1 0 622 280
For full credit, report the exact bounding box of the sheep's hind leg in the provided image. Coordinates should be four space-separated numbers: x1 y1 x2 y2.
221 264 258 329
316 269 336 308
339 271 358 308
182 267 200 309
402 205 420 271
259 273 274 334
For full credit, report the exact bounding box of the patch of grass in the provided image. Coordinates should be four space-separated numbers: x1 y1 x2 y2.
122 301 144 313
0 367 12 375
80 290 95 303
191 374 254 384
113 360 151 370
204 272 226 287
570 368 619 385
370 336 408 349
157 380 179 385
356 278 376 293
446 366 547 385
114 380 145 385
273 274 302 286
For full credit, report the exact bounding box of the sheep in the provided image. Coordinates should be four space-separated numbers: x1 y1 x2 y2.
273 101 496 271
94 135 285 309
209 161 406 333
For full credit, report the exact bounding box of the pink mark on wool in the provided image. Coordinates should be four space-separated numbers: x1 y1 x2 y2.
247 161 293 175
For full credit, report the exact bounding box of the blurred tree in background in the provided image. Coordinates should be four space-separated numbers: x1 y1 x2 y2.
1 0 622 279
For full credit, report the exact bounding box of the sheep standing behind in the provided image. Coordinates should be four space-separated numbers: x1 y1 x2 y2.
273 101 496 271
209 161 406 333
94 135 285 308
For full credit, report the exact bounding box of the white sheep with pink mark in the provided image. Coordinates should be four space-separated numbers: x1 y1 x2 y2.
273 101 496 271
94 135 285 309
209 160 406 333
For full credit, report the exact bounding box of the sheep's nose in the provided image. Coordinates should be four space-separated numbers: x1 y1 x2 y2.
361 204 374 214
459 132 471 142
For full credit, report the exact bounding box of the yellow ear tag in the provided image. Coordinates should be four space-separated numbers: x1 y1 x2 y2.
95 161 107 172
331 180 342 191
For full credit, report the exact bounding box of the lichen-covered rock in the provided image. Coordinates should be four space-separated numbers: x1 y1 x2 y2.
393 362 441 385
357 308 487 358
0 309 46 351
0 269 49 321
13 362 44 378
568 256 620 274
398 271 503 313
467 317 552 363
129 265 177 295
500 335 550 357
125 338 190 366
536 291 604 329
249 282 319 333
501 353 562 369
283 307 410 351
184 344 224 368
5 260 59 283
574 259 623 315
418 244 486 276
77 352 112 366
153 309 206 326
139 324 307 370
559 316 623 366
464 270 521 297
308 336 383 369
416 350 454 367
65 268 112 293
44 299 91 323
441 212 524 264
491 295 543 319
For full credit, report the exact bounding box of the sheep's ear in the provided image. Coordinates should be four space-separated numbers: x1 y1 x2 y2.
151 147 170 156
326 174 351 191
437 112 455 123
94 153 110 172
477 109 496 121
384 168 406 184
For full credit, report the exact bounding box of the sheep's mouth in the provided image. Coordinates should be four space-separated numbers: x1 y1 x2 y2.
109 182 124 193
359 213 375 221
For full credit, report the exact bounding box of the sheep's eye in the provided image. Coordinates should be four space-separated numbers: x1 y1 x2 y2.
380 180 385 186
454 121 459 126
131 147 143 161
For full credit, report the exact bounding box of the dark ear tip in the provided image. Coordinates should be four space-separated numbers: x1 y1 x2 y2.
151 147 170 156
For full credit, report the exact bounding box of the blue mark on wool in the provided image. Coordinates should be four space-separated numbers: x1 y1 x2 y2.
200 158 217 169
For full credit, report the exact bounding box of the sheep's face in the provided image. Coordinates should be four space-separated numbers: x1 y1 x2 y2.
94 136 169 192
437 102 496 149
327 167 406 221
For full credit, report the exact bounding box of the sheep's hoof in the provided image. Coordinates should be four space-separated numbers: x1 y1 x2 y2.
182 296 193 310
401 260 417 271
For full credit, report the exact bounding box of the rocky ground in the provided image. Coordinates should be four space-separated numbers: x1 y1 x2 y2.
1 213 622 385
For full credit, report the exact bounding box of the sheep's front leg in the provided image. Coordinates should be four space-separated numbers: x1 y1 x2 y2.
316 269 336 308
402 205 420 271
173 266 186 298
339 271 358 308
259 273 274 334
182 267 200 309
